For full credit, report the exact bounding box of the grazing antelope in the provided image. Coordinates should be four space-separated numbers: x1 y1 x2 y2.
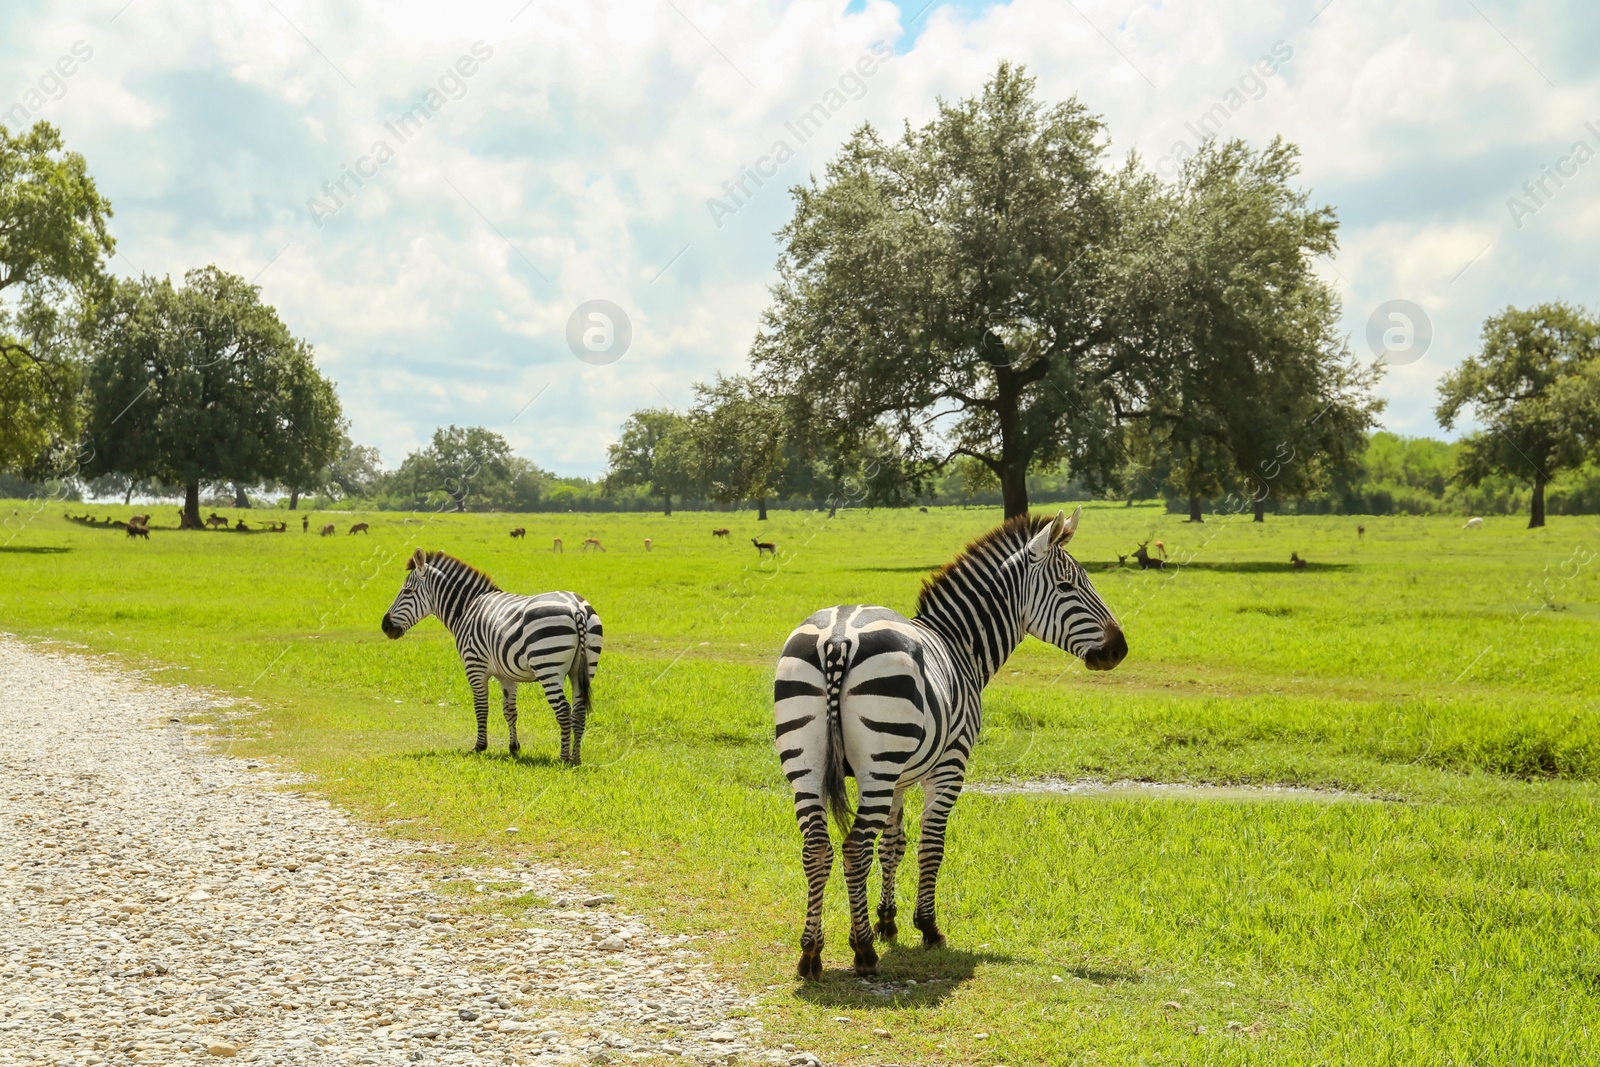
1132 541 1165 570
644 538 652 552
125 522 149 539
752 538 777 557
918 506 928 513
303 515 310 532
1463 517 1483 529
1290 552 1308 570
581 537 605 552
205 514 230 528
349 522 369 535
510 527 526 539
552 537 563 553
382 550 603 763
320 524 336 536
774 509 1126 979
712 528 731 539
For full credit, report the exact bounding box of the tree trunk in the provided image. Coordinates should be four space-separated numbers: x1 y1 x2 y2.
663 491 672 517
124 483 134 506
757 497 768 521
288 489 299 510
1253 496 1265 523
234 483 250 508
183 482 201 529
1188 496 1203 523
998 462 1030 519
1529 474 1547 528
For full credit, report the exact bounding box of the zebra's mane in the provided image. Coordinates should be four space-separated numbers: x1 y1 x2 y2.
915 513 1051 616
407 550 501 591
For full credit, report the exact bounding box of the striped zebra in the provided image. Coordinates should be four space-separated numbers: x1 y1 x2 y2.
381 549 603 763
774 509 1127 979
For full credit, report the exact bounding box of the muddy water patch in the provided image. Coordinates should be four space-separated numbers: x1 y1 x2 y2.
968 777 1386 803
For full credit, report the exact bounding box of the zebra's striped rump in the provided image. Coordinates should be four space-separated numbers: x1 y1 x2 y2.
383 550 603 762
774 509 1125 979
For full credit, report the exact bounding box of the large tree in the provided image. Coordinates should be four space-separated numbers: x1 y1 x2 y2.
83 267 343 526
390 425 517 512
689 375 786 519
605 408 694 515
1145 139 1381 522
0 121 115 471
1437 303 1600 528
751 62 1163 518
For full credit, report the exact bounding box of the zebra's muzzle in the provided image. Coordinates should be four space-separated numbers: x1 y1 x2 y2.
1083 624 1127 671
381 614 405 640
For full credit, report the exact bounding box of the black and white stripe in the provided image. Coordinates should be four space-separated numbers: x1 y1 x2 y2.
382 549 603 763
774 508 1127 979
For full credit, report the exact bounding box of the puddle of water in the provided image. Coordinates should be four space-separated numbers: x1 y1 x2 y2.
968 777 1378 803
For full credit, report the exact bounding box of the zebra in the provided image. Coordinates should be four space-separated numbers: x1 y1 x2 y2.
773 508 1127 980
381 549 603 763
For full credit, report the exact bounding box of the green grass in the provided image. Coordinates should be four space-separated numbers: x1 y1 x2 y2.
4 501 1600 1064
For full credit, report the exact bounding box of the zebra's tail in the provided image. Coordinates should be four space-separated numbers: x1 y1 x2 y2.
820 637 853 832
571 610 592 713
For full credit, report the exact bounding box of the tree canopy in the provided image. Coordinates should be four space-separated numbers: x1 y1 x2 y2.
83 266 343 525
0 121 115 472
605 408 694 515
1436 302 1600 528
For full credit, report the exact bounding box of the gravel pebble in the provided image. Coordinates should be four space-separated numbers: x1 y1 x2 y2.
0 638 796 1066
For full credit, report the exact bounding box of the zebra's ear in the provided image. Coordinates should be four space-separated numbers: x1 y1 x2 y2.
1056 505 1082 545
406 549 427 572
1027 515 1058 562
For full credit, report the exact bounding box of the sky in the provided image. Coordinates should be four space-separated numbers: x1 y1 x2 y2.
4 0 1598 477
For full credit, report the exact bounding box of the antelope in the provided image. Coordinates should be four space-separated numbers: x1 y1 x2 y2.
1290 552 1308 570
552 537 563 553
582 537 605 552
1357 524 1366 537
125 522 149 539
510 527 526 539
349 522 369 535
128 514 150 527
1463 517 1483 529
265 521 287 532
752 538 777 557
919 506 928 513
644 538 652 552
712 528 731 539
1132 541 1165 570
303 515 310 532
205 514 230 528
235 519 250 531
320 524 336 536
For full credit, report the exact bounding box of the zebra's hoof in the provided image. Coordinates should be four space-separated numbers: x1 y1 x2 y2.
797 950 823 982
508 744 520 755
875 917 898 941
473 742 488 753
915 916 945 948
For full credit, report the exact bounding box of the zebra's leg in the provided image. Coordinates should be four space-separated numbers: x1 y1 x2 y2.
540 676 575 764
467 670 490 753
797 808 832 981
875 787 908 941
501 680 520 755
569 677 587 767
913 776 964 948
843 789 893 976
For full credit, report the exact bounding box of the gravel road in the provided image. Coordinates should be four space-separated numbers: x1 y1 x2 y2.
0 637 815 1066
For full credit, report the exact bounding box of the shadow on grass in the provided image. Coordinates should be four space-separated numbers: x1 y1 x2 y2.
1164 561 1352 574
399 748 570 770
0 545 72 555
792 945 1016 1007
849 564 942 574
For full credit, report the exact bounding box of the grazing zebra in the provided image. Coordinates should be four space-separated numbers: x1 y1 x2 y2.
381 550 603 763
773 509 1126 980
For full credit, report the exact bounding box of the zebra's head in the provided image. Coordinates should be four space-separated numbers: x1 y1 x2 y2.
1022 507 1127 671
381 549 436 639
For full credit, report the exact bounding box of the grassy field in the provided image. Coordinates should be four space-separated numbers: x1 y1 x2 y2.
3 500 1600 1064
